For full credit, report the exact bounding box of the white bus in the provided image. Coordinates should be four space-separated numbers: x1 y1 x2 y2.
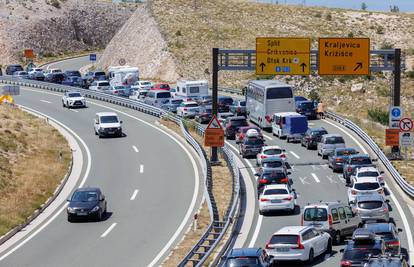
246 80 295 129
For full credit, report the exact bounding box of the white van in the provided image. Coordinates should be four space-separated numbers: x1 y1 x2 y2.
144 90 171 107
175 80 208 100
271 112 300 138
108 66 139 87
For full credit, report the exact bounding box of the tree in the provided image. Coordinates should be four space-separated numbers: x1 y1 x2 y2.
361 2 367 11
390 5 399 13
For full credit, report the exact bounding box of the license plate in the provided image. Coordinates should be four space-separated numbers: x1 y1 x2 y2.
108 131 114 134
271 199 282 203
276 247 289 252
77 212 88 216
306 112 311 115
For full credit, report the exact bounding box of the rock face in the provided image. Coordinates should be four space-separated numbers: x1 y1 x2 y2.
0 0 134 65
97 4 179 82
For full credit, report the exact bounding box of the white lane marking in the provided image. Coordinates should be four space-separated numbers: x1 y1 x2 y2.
323 119 414 261
263 134 273 141
299 176 310 185
311 173 320 183
101 223 117 238
0 105 92 261
69 109 79 113
40 100 51 104
326 175 337 184
337 174 346 183
140 164 144 173
132 145 139 153
14 88 201 267
130 189 139 201
289 151 300 159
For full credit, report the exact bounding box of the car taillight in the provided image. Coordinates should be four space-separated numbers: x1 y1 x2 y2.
114 90 118 94
265 115 271 123
387 241 400 247
383 206 389 212
351 190 357 195
280 178 288 183
154 100 158 103
260 155 267 159
259 179 268 184
377 188 383 194
265 240 271 249
336 158 343 162
283 196 293 201
184 108 188 111
347 167 353 172
260 198 269 202
328 214 333 226
237 107 241 112
280 154 286 159
240 133 244 139
341 261 352 267
292 236 304 250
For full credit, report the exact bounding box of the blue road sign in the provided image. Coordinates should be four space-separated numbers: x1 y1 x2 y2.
283 66 291 72
391 107 401 118
275 66 281 72
89 54 97 62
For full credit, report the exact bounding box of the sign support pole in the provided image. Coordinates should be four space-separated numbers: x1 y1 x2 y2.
392 49 401 156
211 48 219 163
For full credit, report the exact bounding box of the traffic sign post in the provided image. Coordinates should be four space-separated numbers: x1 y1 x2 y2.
386 129 400 147
400 132 412 163
389 106 402 129
204 115 224 148
89 54 97 62
256 37 310 75
318 38 370 75
399 118 413 132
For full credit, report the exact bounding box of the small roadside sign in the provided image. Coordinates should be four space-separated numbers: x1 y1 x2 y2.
119 58 126 66
204 115 224 147
399 118 413 132
89 54 97 62
24 49 35 59
318 38 370 75
400 132 413 147
385 128 400 146
389 106 402 129
256 37 311 75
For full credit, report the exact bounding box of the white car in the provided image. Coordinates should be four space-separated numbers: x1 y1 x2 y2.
266 226 331 263
44 68 62 75
129 89 147 101
352 166 385 186
89 80 111 91
348 177 384 204
94 112 123 138
176 101 199 118
62 91 86 108
256 146 287 166
259 184 296 215
131 80 153 91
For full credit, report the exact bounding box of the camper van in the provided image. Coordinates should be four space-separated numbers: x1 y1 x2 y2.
108 66 139 88
175 80 209 100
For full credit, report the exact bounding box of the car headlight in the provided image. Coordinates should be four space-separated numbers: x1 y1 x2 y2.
91 206 100 212
67 207 75 213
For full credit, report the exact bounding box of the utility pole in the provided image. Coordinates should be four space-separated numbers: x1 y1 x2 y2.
211 48 219 163
391 48 401 156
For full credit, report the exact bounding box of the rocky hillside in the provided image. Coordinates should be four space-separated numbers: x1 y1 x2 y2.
0 0 135 65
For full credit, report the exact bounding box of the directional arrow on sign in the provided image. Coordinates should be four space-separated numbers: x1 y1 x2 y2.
259 62 266 72
354 62 363 71
300 63 307 72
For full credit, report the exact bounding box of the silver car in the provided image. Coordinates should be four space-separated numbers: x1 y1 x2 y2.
353 194 389 223
317 134 346 159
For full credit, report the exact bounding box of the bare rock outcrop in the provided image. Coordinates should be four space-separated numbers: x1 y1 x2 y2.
97 4 179 82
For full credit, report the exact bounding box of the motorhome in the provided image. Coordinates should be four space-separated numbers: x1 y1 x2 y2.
175 80 209 100
108 66 139 87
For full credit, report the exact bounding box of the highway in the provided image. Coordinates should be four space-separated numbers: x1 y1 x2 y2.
0 87 202 267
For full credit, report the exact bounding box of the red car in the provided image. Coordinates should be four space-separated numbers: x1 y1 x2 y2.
236 126 263 144
151 83 170 91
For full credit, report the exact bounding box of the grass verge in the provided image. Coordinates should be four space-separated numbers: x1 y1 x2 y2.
0 105 71 237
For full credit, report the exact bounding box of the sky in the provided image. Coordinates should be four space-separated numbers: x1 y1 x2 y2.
256 0 414 12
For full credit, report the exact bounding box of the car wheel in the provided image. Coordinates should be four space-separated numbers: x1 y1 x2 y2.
97 211 103 221
333 231 341 245
62 101 65 107
256 160 259 167
322 154 327 159
94 129 98 135
308 249 314 263
326 239 332 255
67 215 73 222
286 138 290 143
259 210 264 216
306 143 310 150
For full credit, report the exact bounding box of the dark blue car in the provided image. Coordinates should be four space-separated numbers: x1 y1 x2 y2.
62 76 84 87
328 148 359 172
223 248 271 267
296 100 317 119
67 187 107 222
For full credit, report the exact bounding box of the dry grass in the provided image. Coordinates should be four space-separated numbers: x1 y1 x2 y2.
160 118 233 266
0 105 71 237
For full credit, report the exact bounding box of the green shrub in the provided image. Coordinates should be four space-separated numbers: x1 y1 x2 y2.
368 108 388 125
308 89 320 102
326 13 332 21
375 86 391 97
376 26 385 34
407 70 414 79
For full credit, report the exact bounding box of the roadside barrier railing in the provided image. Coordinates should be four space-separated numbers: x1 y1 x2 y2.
326 111 414 198
0 77 241 266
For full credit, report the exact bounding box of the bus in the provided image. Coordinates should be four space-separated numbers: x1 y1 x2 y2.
246 80 295 129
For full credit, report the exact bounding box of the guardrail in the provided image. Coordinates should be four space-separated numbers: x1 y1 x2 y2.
0 77 241 266
326 111 414 198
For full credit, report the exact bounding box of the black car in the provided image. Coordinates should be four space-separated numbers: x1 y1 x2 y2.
218 96 234 112
301 127 328 149
343 154 375 184
67 187 107 222
225 116 249 139
296 100 317 119
64 70 82 77
83 70 106 87
340 228 385 267
239 135 265 158
62 76 84 87
363 223 402 254
223 248 271 267
195 105 212 124
45 72 66 84
256 170 290 196
6 64 24 75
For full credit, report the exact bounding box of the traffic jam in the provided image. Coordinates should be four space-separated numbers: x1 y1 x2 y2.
5 53 409 266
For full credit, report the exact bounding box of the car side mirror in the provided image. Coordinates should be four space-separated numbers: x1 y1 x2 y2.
398 228 403 232
120 121 123 124
101 195 105 201
254 173 260 177
67 199 71 202
282 149 286 152
372 158 378 162
287 172 292 175
380 171 384 174
95 121 99 124
340 249 344 253
385 199 390 203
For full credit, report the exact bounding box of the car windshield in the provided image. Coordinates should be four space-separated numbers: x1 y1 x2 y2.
114 86 125 90
304 208 328 221
71 191 98 202
142 82 151 85
98 82 110 86
351 158 372 165
270 235 298 245
231 120 248 127
239 101 246 106
101 116 119 123
312 130 328 136
262 161 283 168
185 103 198 107
358 201 383 209
264 189 288 195
157 92 171 98
171 99 183 104
244 137 264 146
299 102 314 109
337 149 357 156
227 257 259 266
264 149 282 155
159 84 169 89
343 248 382 261
358 171 379 177
95 72 106 76
219 97 233 104
326 137 345 144
262 172 286 179
355 183 380 190
68 93 81 97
